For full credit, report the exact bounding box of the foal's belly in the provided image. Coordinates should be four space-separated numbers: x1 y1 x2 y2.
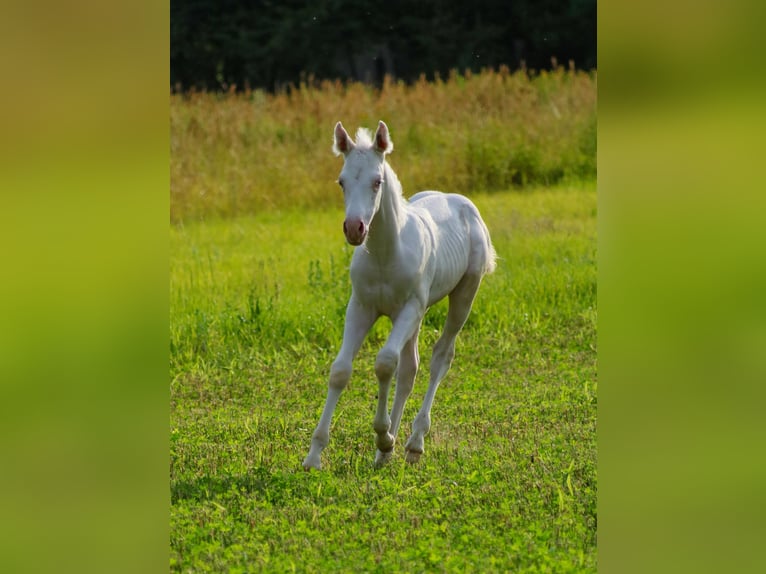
427 239 470 304
410 193 472 304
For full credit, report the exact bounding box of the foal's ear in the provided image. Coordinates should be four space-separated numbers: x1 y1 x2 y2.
333 121 354 156
373 121 394 155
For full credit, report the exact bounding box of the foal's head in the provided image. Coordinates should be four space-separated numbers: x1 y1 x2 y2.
333 121 394 246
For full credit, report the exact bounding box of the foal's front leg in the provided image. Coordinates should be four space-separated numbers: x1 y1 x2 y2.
373 300 425 468
303 297 377 471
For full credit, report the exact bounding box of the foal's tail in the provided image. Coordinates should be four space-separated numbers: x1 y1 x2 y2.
479 216 498 275
466 202 497 275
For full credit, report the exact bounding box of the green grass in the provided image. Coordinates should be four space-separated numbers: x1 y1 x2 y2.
170 182 597 572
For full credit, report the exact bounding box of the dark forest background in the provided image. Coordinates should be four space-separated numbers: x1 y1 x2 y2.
171 0 596 91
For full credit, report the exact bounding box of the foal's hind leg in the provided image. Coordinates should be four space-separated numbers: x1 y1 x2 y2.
404 273 482 463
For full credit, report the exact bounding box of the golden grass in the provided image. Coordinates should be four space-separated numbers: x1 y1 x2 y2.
171 66 596 222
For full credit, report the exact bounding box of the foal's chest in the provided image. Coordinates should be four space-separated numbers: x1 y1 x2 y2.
350 259 421 317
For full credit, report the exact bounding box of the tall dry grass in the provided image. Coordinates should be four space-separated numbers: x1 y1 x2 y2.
170 65 596 222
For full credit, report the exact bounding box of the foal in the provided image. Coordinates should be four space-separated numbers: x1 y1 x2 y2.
302 121 496 470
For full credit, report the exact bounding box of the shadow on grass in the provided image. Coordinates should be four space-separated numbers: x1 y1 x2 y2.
171 465 360 506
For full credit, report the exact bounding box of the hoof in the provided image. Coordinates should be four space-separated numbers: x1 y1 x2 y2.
302 455 321 471
405 448 422 464
374 449 393 468
375 432 395 453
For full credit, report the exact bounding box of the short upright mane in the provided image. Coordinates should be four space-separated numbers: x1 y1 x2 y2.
354 128 373 148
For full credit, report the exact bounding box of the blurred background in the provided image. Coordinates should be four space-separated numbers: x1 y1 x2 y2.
170 0 596 92
169 1 598 223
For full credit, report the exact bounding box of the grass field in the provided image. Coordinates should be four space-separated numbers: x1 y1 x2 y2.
170 181 597 572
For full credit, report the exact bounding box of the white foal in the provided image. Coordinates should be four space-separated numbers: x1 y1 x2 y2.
302 120 496 470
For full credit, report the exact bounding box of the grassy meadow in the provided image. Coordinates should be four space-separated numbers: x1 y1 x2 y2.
171 68 597 572
171 66 596 221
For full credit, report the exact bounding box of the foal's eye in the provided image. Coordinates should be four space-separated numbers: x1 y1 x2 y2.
373 178 383 191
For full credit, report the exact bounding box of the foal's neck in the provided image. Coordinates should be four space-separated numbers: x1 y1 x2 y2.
366 162 406 261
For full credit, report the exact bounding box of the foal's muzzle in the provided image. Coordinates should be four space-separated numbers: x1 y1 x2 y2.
343 218 367 245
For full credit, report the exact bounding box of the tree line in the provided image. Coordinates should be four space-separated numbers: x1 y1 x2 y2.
171 0 596 91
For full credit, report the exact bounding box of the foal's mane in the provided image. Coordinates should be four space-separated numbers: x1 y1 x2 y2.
354 128 373 148
350 126 403 199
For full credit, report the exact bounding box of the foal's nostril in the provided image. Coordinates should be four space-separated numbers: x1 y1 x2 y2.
343 219 365 242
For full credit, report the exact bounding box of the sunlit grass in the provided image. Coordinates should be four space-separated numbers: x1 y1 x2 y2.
170 66 596 222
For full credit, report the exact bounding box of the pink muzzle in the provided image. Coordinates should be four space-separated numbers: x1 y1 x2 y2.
343 218 367 245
